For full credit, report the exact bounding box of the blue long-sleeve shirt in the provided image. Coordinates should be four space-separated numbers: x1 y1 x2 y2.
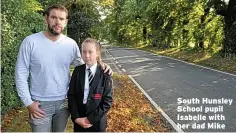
15 32 84 106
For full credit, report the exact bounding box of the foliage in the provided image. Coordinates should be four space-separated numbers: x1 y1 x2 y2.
99 0 235 57
1 0 44 114
67 0 100 45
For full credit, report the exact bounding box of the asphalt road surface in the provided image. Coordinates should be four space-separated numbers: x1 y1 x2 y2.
102 45 236 132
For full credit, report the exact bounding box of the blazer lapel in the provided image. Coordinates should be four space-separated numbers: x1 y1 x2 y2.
90 65 102 91
79 64 86 93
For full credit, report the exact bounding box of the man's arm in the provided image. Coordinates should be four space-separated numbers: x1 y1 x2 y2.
15 38 33 107
15 38 45 118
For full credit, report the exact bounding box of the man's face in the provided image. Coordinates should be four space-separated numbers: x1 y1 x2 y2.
45 9 68 36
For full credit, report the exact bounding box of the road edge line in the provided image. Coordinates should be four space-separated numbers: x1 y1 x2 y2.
128 75 184 133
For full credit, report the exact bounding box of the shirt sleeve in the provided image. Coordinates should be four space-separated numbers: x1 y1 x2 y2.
15 37 33 107
71 42 84 67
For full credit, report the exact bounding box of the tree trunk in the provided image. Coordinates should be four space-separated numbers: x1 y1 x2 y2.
219 0 236 57
143 27 147 43
211 0 236 57
221 16 236 57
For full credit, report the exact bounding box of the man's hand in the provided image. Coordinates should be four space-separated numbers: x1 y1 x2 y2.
102 63 113 75
27 102 45 119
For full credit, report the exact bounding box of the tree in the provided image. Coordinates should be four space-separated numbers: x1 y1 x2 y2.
208 0 236 57
67 0 100 45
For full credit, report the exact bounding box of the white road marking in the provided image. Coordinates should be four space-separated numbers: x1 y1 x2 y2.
121 68 126 72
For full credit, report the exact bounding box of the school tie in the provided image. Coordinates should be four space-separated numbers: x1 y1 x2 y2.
87 68 93 87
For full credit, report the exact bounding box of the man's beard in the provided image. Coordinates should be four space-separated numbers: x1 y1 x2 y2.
48 25 63 36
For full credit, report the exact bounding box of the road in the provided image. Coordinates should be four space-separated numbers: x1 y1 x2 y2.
102 45 236 132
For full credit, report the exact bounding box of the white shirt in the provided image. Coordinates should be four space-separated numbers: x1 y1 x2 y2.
83 63 97 104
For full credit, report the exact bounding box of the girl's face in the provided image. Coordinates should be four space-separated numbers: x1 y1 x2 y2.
82 42 99 67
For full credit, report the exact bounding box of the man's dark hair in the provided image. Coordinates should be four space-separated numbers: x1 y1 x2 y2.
44 4 68 19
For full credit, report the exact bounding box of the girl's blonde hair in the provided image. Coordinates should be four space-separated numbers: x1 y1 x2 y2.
82 38 103 66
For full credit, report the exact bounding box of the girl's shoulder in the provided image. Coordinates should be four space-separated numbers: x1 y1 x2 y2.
97 64 112 78
102 71 112 80
74 64 86 72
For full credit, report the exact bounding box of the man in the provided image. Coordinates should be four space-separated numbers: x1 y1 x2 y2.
15 4 112 132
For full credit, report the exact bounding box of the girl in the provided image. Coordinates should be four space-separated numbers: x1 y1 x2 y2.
68 38 113 132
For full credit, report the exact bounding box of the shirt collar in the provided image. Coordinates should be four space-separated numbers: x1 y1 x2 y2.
86 62 97 76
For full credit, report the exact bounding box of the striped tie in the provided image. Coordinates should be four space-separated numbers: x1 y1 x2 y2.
87 68 93 87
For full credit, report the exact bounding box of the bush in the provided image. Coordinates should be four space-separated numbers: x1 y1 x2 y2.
1 0 44 114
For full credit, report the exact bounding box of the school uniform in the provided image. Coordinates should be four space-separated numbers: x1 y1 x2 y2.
67 63 113 132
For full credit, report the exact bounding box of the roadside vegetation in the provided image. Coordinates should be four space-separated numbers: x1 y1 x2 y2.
2 0 235 131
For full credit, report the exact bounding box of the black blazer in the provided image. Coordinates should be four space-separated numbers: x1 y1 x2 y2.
67 64 113 130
